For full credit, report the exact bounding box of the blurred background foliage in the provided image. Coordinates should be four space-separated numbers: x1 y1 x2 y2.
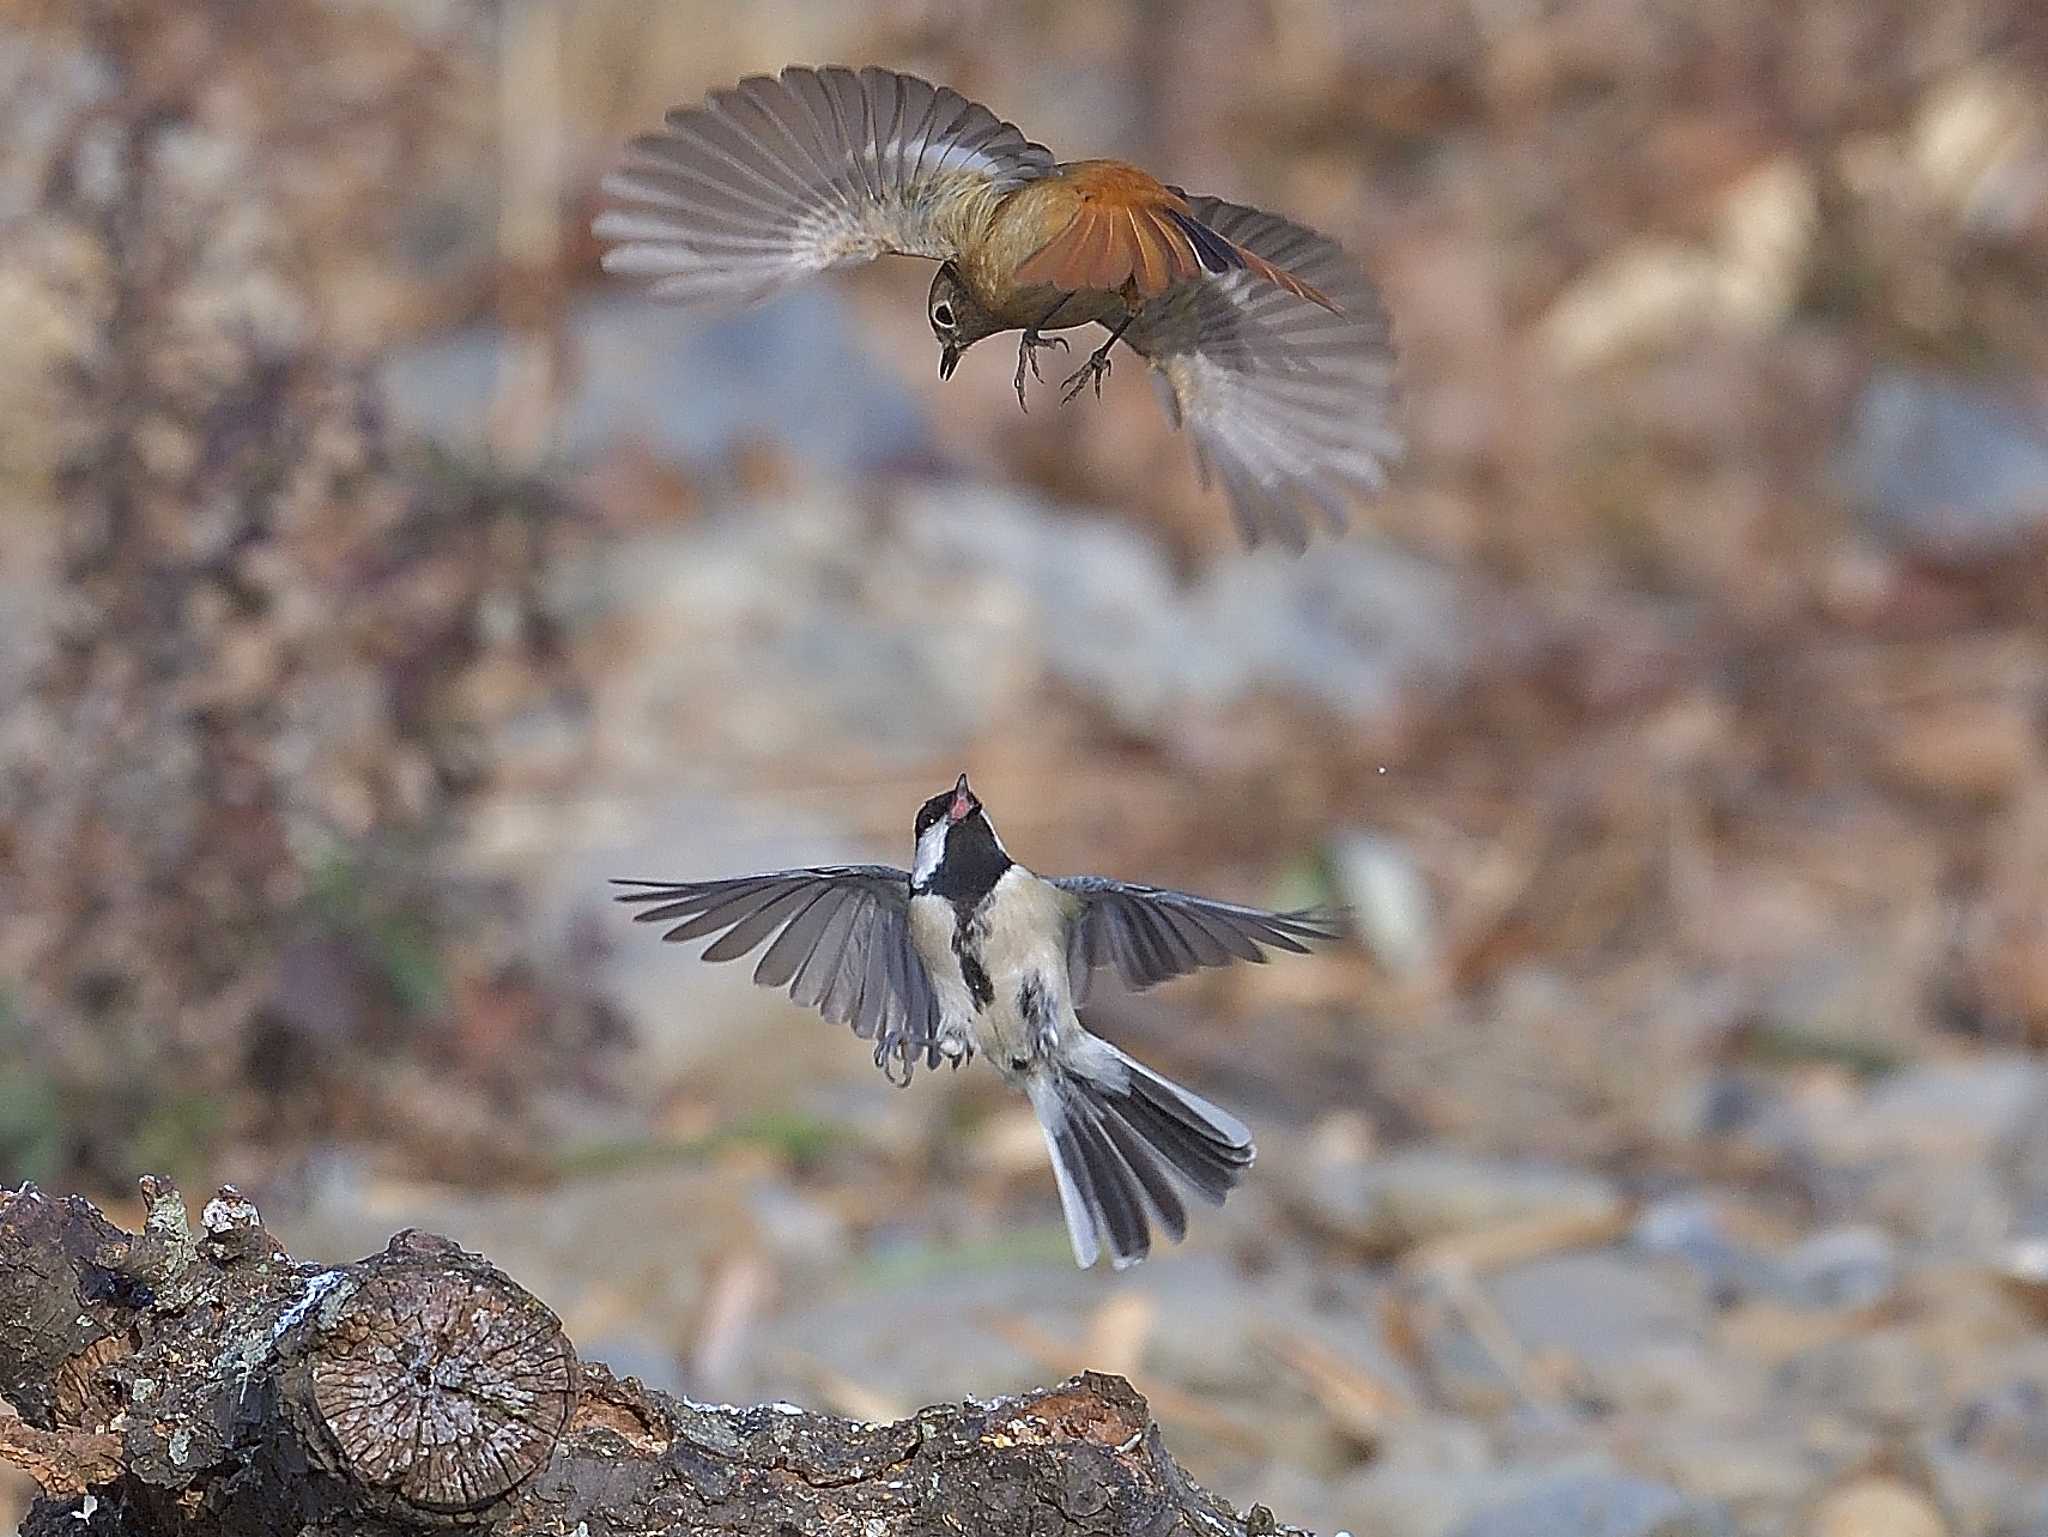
2 1 2048 1533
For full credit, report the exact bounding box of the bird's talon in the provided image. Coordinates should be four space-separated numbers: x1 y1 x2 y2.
1012 330 1072 413
1060 350 1113 404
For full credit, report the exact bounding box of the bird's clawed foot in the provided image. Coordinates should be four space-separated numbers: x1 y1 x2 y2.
938 1032 975 1070
877 1035 918 1087
1060 344 1114 404
1012 330 1068 412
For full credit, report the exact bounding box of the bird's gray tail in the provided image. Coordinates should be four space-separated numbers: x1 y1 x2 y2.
1026 1038 1255 1270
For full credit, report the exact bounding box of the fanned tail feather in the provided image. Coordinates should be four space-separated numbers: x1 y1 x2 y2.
1026 1040 1254 1269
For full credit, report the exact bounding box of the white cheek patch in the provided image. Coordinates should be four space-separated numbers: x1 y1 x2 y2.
911 820 949 887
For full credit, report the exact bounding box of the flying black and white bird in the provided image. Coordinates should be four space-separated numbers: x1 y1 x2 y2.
616 774 1343 1269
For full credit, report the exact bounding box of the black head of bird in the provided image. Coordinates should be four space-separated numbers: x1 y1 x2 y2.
911 773 1007 899
914 771 978 832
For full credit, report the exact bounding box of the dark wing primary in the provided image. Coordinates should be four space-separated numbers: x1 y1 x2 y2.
1124 196 1401 551
595 65 1055 309
1050 876 1345 1005
614 866 943 1081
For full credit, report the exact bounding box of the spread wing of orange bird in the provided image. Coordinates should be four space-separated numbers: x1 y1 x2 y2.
594 66 1055 308
597 69 1401 548
1012 161 1336 308
1123 197 1401 550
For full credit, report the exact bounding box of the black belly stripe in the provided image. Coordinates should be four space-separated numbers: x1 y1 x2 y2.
957 945 995 1010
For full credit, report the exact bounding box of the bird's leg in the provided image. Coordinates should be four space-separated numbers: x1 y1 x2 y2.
939 1033 975 1070
1060 311 1139 404
1011 298 1072 412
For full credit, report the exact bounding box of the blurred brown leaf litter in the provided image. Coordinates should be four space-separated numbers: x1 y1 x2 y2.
1 1 2047 1533
0 0 622 1191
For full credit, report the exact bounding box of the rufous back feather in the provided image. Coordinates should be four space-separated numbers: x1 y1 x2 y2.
1013 161 1338 309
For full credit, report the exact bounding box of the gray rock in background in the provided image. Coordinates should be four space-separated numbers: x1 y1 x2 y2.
895 486 1474 732
1779 1224 1898 1310
1844 1055 2046 1160
1279 1147 1622 1254
1994 1074 2048 1236
1632 1196 1784 1307
543 486 1474 776
1634 1199 1904 1319
1449 1473 1737 1537
1487 1251 1708 1367
1775 1326 1943 1427
1841 367 2048 558
1255 1444 1631 1537
380 287 930 475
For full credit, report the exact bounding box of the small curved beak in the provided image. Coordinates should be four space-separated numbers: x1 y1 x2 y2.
938 344 960 382
948 771 974 822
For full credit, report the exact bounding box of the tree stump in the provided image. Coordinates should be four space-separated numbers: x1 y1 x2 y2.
0 1178 1312 1536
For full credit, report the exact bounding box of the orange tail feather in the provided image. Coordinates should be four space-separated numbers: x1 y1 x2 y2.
1235 244 1340 312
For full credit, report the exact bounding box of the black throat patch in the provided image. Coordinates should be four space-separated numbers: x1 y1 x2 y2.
926 815 1011 915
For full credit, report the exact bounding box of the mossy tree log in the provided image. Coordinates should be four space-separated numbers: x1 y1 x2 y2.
0 1179 1307 1536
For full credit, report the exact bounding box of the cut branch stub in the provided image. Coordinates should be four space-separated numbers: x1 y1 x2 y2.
302 1239 578 1515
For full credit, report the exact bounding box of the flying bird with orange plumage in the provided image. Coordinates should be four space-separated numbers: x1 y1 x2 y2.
594 65 1400 549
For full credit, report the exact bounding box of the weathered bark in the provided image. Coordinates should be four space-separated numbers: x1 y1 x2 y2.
0 1179 1309 1536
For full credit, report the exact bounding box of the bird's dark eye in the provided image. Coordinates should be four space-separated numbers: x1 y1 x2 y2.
932 302 954 328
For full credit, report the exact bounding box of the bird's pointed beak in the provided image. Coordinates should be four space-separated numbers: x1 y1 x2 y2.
938 344 960 382
948 772 974 822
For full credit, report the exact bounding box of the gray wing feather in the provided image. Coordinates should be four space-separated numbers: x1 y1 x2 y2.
758 883 844 990
651 878 792 941
595 65 1054 311
1125 899 1189 977
702 882 818 962
788 887 864 1010
1051 875 1344 1004
1125 196 1401 550
847 912 895 1035
615 866 941 1081
884 917 944 1071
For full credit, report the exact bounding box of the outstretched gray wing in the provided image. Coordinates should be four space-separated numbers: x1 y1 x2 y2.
596 65 1055 309
1125 196 1401 550
615 865 943 1081
1050 876 1345 1004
